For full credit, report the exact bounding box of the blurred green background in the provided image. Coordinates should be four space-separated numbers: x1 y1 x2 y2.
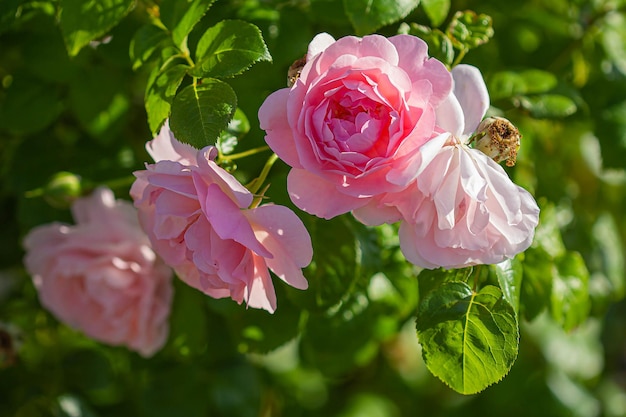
1 0 626 416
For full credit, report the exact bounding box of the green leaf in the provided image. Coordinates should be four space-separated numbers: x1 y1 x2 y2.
145 64 189 135
518 94 577 119
0 75 63 134
420 0 450 27
68 67 130 143
217 108 250 155
520 246 554 320
489 69 558 101
494 258 523 314
191 20 272 78
601 12 626 75
130 24 169 70
590 213 625 301
551 252 590 331
417 267 473 301
446 10 494 50
301 291 379 376
416 282 519 395
344 0 420 36
54 394 98 417
160 0 216 48
287 216 363 311
169 79 237 148
59 0 135 56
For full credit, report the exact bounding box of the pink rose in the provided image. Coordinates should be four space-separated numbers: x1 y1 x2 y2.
389 65 540 268
23 187 173 357
130 123 313 313
259 33 452 219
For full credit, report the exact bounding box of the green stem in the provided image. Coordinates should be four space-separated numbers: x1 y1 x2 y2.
247 153 279 196
451 48 468 68
219 146 270 162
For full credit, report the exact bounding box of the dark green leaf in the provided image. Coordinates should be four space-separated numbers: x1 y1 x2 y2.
420 0 450 27
301 291 379 376
217 107 250 155
494 258 523 315
59 0 135 56
416 283 519 394
191 20 271 78
287 216 363 311
160 0 216 48
551 252 590 331
0 75 63 134
446 10 494 50
169 79 237 148
145 64 189 135
130 24 169 70
343 0 420 36
518 94 577 119
68 67 130 143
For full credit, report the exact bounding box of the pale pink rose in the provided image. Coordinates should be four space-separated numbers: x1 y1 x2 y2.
23 187 173 357
386 65 540 268
130 123 312 313
259 33 452 219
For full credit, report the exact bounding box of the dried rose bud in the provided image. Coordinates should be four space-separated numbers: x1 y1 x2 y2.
287 55 306 87
472 116 521 167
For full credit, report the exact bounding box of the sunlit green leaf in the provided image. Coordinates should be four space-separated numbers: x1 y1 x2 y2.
520 246 554 321
518 94 577 119
551 252 590 331
191 20 271 78
420 0 450 27
169 79 237 148
494 257 523 314
416 282 519 395
488 69 557 101
601 12 626 75
160 0 217 48
130 24 169 70
590 213 625 301
59 0 134 56
145 64 189 135
344 0 420 36
417 267 473 301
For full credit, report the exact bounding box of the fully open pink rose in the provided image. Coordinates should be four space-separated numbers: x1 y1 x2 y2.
259 33 452 219
131 123 313 313
388 65 540 268
23 187 173 357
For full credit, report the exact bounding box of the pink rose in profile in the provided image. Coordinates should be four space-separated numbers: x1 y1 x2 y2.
131 123 313 313
259 33 452 219
389 65 540 268
23 187 173 357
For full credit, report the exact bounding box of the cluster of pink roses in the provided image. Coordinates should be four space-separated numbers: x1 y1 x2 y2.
22 32 539 356
259 33 539 269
